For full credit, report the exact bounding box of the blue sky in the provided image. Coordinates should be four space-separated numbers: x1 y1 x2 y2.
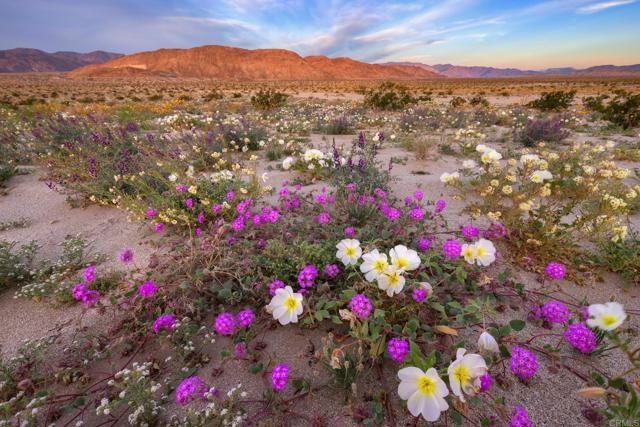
1 0 639 69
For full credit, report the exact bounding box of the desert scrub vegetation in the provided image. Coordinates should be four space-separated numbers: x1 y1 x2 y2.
527 90 576 111
250 88 289 111
363 82 416 110
516 115 570 147
583 90 640 129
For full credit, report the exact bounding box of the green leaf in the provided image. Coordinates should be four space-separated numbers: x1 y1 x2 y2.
249 363 263 374
608 377 625 390
509 320 526 331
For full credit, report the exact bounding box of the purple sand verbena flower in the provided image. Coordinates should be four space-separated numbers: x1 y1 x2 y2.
344 227 355 237
298 265 318 289
175 376 208 406
324 264 340 279
435 199 446 213
417 238 431 252
153 314 176 333
387 338 409 363
442 239 462 258
545 262 565 280
213 312 236 336
119 249 134 264
479 373 492 392
236 308 254 328
509 346 538 380
268 279 285 297
564 323 597 353
83 265 96 283
509 406 533 427
271 364 289 392
412 287 426 302
138 280 157 298
462 225 480 239
349 294 372 319
542 300 569 324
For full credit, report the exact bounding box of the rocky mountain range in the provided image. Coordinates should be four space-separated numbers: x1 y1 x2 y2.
0 48 122 73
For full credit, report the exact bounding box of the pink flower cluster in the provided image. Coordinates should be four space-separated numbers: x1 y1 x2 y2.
349 294 372 319
72 283 100 307
153 314 176 333
509 346 538 380
564 323 597 353
387 338 409 363
213 309 255 335
175 376 209 406
271 363 289 392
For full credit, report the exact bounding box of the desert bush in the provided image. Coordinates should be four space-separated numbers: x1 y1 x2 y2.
316 115 352 134
251 89 288 111
449 96 467 108
469 95 490 107
528 90 576 111
591 233 640 286
0 240 39 289
517 116 570 147
363 82 416 111
584 91 640 129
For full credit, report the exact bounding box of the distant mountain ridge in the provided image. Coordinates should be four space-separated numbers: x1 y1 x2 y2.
0 48 123 73
382 61 640 78
68 45 443 80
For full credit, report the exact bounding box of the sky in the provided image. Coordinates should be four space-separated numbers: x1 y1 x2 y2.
1 0 639 69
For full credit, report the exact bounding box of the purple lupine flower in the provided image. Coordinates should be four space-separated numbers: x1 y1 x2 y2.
236 308 254 328
509 346 538 380
349 294 372 319
541 300 569 324
387 338 409 363
213 312 236 336
564 323 597 353
153 314 176 333
323 264 340 279
442 239 462 258
138 280 157 298
545 262 565 280
271 364 289 392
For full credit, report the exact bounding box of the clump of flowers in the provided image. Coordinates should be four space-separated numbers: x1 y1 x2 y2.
442 239 462 259
509 346 538 380
71 283 100 306
120 249 134 264
236 308 254 328
323 263 340 279
268 279 285 296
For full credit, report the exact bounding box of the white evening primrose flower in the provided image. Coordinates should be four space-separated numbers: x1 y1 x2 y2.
520 154 540 164
168 174 178 182
477 331 499 354
282 157 294 170
336 239 362 266
461 244 476 264
474 239 496 267
389 245 420 272
397 367 449 422
587 302 626 331
440 172 460 184
481 149 502 164
377 266 405 297
447 348 488 402
303 148 323 162
475 144 489 153
531 170 552 183
267 286 304 325
462 159 477 169
360 250 389 282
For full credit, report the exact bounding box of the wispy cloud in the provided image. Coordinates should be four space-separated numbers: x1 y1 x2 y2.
577 0 635 13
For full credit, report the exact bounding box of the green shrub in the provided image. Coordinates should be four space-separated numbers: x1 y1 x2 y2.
528 90 576 111
584 91 640 129
363 82 416 111
250 89 288 111
0 240 39 290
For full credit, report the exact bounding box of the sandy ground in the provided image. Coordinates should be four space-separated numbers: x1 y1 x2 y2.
2 130 639 426
0 169 154 357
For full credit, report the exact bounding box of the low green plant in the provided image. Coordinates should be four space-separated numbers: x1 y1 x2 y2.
251 89 288 111
528 90 576 111
363 82 416 111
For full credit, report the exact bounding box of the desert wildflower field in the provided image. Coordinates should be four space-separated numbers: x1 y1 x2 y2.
1 75 639 427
